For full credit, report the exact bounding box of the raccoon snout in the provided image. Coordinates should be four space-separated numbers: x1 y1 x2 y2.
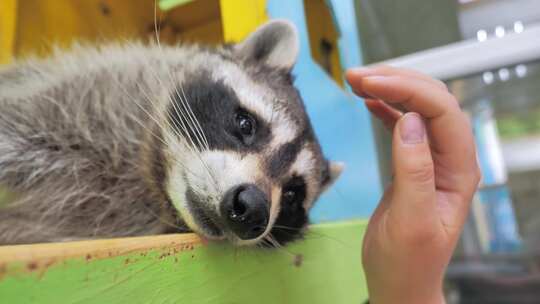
220 184 269 240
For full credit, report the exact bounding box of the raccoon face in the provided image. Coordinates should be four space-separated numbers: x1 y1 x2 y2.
161 21 343 246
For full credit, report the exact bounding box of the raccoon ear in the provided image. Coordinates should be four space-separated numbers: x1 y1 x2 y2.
235 20 299 70
322 161 344 192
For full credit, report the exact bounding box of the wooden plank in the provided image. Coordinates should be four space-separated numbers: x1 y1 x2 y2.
220 0 268 42
13 0 160 59
0 220 368 304
0 0 17 64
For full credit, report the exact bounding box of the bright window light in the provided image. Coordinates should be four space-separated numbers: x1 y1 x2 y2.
477 29 488 42
514 21 524 34
498 68 510 81
495 26 506 38
515 64 527 78
482 71 494 84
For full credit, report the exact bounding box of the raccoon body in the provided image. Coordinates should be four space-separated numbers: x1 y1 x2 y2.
0 21 342 246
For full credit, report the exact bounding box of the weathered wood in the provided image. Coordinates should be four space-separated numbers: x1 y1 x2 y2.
0 220 368 304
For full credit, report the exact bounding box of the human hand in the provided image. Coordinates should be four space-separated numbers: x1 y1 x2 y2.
346 66 481 304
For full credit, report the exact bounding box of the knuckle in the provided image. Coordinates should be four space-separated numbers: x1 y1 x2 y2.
374 64 391 72
446 93 461 110
473 166 482 186
405 160 435 184
435 79 449 91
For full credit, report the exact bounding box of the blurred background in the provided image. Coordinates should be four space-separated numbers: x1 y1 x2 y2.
356 0 540 302
1 0 539 303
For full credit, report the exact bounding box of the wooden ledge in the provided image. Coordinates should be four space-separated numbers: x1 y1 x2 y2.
0 233 202 263
0 220 369 304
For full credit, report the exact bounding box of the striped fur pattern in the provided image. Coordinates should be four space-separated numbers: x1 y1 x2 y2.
0 21 342 246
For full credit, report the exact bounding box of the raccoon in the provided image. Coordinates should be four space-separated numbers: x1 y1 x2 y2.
0 20 343 246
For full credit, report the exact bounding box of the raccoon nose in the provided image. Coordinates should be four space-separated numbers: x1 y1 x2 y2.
220 184 269 240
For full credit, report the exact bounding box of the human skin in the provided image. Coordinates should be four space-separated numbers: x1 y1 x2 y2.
346 66 481 304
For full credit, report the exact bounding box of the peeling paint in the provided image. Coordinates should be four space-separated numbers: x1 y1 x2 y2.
0 233 203 280
0 221 369 304
293 254 303 267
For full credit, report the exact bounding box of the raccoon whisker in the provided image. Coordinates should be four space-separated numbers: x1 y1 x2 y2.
145 19 201 151
153 0 162 47
258 238 273 249
160 142 209 184
141 57 217 191
164 77 206 149
268 225 349 247
265 233 282 249
113 91 202 180
166 95 207 157
110 76 209 182
156 72 219 192
257 237 275 249
168 88 207 152
165 88 217 189
271 225 304 231
270 102 277 126
108 77 167 141
178 85 210 151
146 12 218 194
173 87 220 190
107 66 205 181
140 200 187 232
300 230 354 249
127 108 168 146
264 234 298 256
272 224 332 240
164 112 219 189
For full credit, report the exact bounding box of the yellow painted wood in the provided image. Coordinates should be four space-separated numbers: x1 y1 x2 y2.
14 0 160 59
165 0 224 45
5 0 226 61
3 0 269 60
220 0 268 43
0 0 17 64
304 0 344 86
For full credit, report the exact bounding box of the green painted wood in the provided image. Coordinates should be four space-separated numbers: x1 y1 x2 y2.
158 0 195 11
0 220 368 304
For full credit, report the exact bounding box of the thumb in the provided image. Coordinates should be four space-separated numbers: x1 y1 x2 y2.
391 112 437 222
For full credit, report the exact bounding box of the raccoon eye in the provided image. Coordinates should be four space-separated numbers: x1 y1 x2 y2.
282 176 306 207
282 190 298 204
235 112 256 138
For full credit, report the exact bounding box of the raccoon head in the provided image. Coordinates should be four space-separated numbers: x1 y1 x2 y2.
156 20 343 246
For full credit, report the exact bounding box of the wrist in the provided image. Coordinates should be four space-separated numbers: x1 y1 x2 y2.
368 290 445 304
366 277 445 304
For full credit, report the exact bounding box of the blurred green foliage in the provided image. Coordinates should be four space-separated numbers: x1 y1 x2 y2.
497 108 540 139
0 186 15 207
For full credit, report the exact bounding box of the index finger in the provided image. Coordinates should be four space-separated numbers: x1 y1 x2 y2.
347 72 479 197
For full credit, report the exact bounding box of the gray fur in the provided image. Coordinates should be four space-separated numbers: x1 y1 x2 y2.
0 44 195 244
0 21 341 245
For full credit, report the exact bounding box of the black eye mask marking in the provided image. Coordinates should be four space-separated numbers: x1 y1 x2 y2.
269 175 308 246
167 73 271 153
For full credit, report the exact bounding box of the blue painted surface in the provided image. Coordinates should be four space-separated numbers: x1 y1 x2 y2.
267 0 382 222
471 101 521 252
478 186 521 252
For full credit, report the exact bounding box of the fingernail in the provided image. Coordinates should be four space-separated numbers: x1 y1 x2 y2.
400 113 425 144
